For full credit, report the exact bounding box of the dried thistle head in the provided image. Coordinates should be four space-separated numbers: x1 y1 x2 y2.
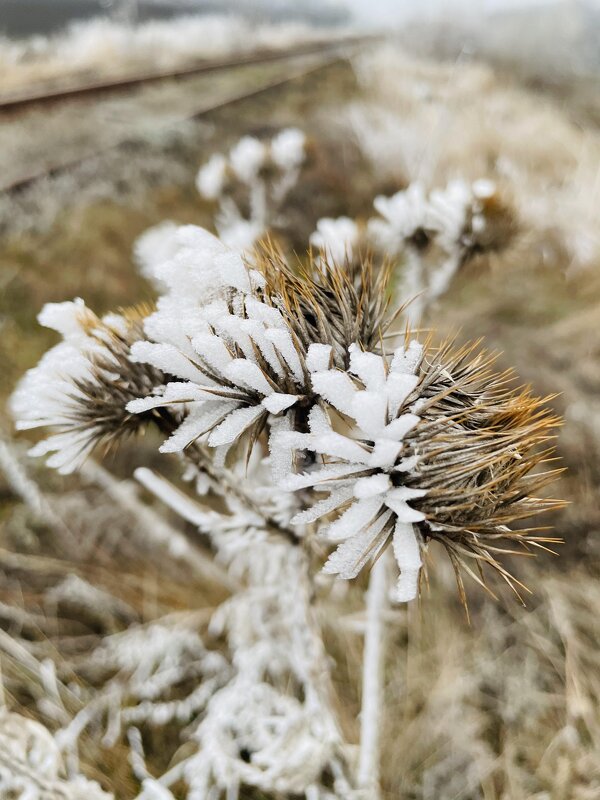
259 242 393 369
128 286 314 466
196 129 307 202
125 235 318 465
275 334 562 604
368 178 516 268
10 299 163 473
401 337 561 602
126 239 397 466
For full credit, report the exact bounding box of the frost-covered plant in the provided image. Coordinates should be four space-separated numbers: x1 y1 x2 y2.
194 129 306 252
310 216 361 264
185 546 353 798
127 235 392 475
9 137 560 798
10 299 164 474
368 178 513 318
13 224 559 598
309 178 514 323
278 337 559 601
129 464 356 798
61 620 229 749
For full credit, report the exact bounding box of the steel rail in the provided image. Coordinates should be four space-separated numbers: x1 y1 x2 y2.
1 50 348 195
0 34 376 113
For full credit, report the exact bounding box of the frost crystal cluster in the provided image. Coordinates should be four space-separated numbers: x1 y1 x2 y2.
8 124 560 799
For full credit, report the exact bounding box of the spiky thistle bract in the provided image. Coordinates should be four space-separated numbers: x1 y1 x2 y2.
10 299 165 473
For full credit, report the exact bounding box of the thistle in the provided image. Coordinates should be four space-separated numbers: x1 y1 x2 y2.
125 237 395 474
7 115 563 798
309 178 516 326
10 299 164 473
276 335 561 602
123 227 561 602
12 230 560 607
126 236 314 467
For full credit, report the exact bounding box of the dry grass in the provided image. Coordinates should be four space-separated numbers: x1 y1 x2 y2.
393 565 600 799
324 557 600 799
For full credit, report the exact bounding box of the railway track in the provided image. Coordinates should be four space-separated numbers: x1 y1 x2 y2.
0 35 375 113
0 49 351 195
0 36 375 196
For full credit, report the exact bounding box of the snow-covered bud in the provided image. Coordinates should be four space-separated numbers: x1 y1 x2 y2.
195 153 228 200
369 178 514 262
368 182 430 254
133 220 180 286
229 136 267 184
270 127 306 171
310 216 360 264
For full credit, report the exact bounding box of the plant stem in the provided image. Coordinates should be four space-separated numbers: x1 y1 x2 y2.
156 411 301 545
82 461 236 590
0 435 77 550
190 442 301 544
358 551 388 798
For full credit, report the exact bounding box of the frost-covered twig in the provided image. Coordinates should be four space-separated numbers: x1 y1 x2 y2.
0 434 77 548
357 552 388 798
81 460 236 590
134 465 358 797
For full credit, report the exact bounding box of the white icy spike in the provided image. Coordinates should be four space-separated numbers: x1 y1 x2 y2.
391 521 422 602
281 342 427 602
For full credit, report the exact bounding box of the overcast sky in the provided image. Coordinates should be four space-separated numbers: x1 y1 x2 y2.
342 0 599 24
2 0 599 39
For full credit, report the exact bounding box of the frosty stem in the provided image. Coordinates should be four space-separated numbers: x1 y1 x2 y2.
0 435 77 549
358 550 389 797
157 413 302 545
82 460 235 590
